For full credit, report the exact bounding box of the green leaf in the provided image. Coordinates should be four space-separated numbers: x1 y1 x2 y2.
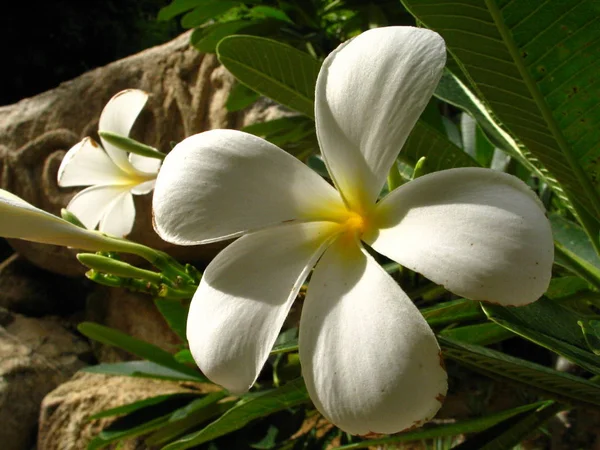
452 401 561 450
164 378 309 449
82 361 206 383
403 0 600 230
191 20 265 53
78 322 205 381
145 392 231 446
400 120 480 172
440 322 514 346
217 35 321 118
181 2 239 28
87 395 195 450
484 299 600 376
439 335 600 408
579 319 600 355
333 401 549 449
421 298 485 328
158 0 210 21
250 6 294 24
174 349 195 365
226 82 260 112
550 214 600 289
90 393 198 420
154 299 188 342
434 68 575 214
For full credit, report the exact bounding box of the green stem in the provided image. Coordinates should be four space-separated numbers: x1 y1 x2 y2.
386 161 404 191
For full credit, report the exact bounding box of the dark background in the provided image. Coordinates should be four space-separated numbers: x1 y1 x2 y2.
0 0 181 106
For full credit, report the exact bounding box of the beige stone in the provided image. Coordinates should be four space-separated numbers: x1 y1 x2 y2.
38 372 205 450
0 309 91 450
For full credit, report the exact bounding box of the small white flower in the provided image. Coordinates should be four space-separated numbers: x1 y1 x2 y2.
152 27 554 434
0 189 120 251
58 89 161 237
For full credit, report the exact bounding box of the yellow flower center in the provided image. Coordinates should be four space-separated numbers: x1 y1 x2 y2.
344 211 366 236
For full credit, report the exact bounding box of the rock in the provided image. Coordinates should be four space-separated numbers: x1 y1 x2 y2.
0 309 91 450
0 253 90 316
38 372 208 450
86 286 183 363
0 31 283 276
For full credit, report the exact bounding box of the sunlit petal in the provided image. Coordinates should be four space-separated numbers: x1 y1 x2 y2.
366 168 554 306
300 238 447 434
187 221 340 393
129 153 162 175
66 185 131 232
153 129 346 245
98 89 148 173
98 191 136 237
315 26 446 210
131 179 156 195
0 189 115 250
57 137 133 187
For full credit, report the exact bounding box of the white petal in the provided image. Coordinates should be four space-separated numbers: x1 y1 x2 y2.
315 27 446 210
153 129 346 245
0 189 116 250
187 221 340 393
98 191 136 237
66 185 131 231
131 179 156 195
129 153 161 175
98 89 148 173
366 168 554 306
57 137 133 187
300 238 447 435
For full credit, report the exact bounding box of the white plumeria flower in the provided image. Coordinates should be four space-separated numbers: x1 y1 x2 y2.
152 27 554 434
57 89 161 237
0 189 121 251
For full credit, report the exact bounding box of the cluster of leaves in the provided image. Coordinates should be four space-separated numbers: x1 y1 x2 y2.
79 0 600 449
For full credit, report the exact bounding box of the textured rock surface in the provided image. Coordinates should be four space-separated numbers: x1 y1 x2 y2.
38 372 207 450
0 309 91 450
0 253 90 316
0 31 281 276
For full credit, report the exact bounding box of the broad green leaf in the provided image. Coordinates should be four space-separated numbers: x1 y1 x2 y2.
164 378 309 449
546 276 592 300
90 393 198 420
226 82 260 112
78 322 204 381
405 1 600 227
333 401 549 449
435 63 574 215
440 322 514 346
191 20 269 53
452 401 562 450
250 6 294 24
399 120 480 172
82 361 207 383
484 299 600 376
181 2 239 28
421 298 485 328
551 214 600 289
154 299 188 342
217 35 320 118
158 0 211 21
439 335 600 407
